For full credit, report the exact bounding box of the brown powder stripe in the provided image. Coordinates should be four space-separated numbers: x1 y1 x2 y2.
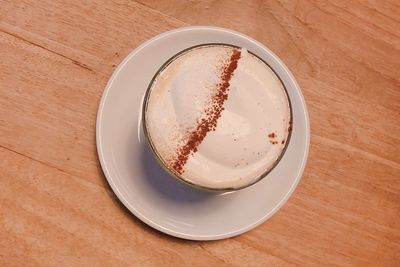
171 48 242 174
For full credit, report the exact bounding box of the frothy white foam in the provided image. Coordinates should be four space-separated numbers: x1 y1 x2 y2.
145 45 291 190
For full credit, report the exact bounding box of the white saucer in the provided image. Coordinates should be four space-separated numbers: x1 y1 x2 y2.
96 26 310 240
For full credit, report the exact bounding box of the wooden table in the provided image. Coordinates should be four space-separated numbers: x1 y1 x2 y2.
1 1 399 266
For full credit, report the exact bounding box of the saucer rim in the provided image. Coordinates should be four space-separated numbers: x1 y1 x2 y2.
96 26 310 240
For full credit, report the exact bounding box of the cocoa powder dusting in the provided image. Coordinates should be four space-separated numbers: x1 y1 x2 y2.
171 49 242 174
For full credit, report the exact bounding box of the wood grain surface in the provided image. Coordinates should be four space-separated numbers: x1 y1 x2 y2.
1 0 399 266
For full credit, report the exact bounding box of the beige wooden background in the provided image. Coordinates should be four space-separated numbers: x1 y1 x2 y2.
1 1 399 266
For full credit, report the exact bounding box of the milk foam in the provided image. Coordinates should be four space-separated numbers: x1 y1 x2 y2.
145 45 291 190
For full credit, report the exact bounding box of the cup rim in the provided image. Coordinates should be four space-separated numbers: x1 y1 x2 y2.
142 43 293 191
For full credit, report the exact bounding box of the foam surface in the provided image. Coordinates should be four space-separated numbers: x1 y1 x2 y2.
145 45 291 189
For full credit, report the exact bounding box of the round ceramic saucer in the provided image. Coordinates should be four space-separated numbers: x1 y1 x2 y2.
96 26 310 240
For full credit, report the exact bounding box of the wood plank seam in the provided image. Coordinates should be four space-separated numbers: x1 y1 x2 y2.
0 144 108 193
0 28 94 72
132 0 187 25
273 1 400 84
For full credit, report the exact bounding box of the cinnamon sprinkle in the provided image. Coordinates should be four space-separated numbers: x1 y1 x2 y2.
170 49 242 174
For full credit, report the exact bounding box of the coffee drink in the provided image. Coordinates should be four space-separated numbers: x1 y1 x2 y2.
143 44 292 190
